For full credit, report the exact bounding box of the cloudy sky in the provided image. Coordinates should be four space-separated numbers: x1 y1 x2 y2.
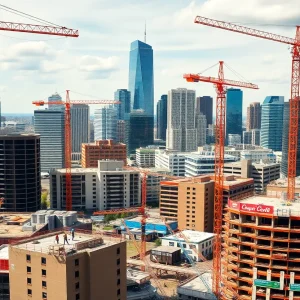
0 0 299 114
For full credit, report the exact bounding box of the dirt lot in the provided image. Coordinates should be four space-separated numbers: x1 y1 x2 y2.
126 240 156 257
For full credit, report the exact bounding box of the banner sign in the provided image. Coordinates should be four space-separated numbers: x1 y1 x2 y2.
228 199 274 215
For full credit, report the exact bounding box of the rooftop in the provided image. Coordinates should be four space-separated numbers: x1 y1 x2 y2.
152 245 181 254
178 274 214 296
268 178 300 188
162 230 214 244
12 232 120 255
229 195 300 217
126 216 176 225
53 168 97 174
127 268 151 285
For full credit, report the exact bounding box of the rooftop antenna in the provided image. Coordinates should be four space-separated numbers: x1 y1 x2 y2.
144 21 146 43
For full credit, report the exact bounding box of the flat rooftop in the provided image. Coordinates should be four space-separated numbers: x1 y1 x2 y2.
268 178 300 188
152 245 181 253
162 230 214 244
126 216 176 225
230 195 300 217
12 232 120 254
54 168 97 174
178 274 214 295
127 268 151 284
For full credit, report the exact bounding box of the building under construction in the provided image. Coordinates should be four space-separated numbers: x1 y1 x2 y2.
223 195 300 299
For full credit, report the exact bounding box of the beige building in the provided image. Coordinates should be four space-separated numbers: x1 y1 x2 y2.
160 175 254 232
267 178 300 198
9 231 126 300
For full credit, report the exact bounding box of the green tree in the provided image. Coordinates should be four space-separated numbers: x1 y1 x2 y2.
41 191 49 209
154 238 162 247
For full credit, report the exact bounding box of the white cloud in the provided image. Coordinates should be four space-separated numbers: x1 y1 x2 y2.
0 86 6 92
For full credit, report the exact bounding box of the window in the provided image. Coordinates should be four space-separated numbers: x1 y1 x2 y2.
42 269 46 276
27 266 31 274
169 242 174 246
117 269 120 275
41 257 46 265
76 294 80 300
75 271 80 278
117 247 120 255
28 289 32 296
42 292 47 299
117 278 121 285
117 289 120 296
75 259 79 266
27 278 32 285
117 258 120 265
26 255 31 262
75 282 80 289
42 281 47 288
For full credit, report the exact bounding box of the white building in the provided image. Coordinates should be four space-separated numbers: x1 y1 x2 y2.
166 88 197 152
196 113 207 147
240 148 276 163
161 230 215 262
228 134 241 146
136 148 155 168
94 106 117 141
185 151 238 177
50 160 141 210
155 150 186 176
252 129 261 146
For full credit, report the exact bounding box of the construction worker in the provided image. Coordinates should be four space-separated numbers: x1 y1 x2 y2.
71 228 75 240
55 234 59 244
63 232 69 245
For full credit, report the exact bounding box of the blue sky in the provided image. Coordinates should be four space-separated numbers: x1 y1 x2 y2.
0 0 299 114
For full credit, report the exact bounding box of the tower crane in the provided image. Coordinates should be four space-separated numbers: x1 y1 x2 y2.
193 16 300 202
33 90 120 211
184 61 258 298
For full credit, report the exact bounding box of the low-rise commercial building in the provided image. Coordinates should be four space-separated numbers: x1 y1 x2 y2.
155 150 186 176
224 159 280 193
240 148 276 163
81 139 127 167
267 178 300 198
50 160 141 211
161 230 215 262
9 232 127 300
136 148 155 167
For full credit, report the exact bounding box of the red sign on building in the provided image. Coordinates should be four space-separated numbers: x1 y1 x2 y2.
228 199 274 215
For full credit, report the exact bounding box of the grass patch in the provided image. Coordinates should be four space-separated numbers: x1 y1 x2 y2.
126 240 156 258
103 226 114 230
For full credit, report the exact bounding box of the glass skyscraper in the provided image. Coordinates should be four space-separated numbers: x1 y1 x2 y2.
226 88 243 142
114 89 131 120
156 94 167 141
261 96 284 151
197 96 213 126
128 40 154 116
94 106 117 141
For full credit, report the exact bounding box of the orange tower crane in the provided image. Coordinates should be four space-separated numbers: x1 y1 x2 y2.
33 90 120 211
93 168 181 264
184 61 258 297
193 16 300 202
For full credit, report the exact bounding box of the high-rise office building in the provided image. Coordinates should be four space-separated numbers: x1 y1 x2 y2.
243 131 252 145
71 104 90 154
48 92 63 110
116 120 127 144
226 89 243 142
94 106 117 141
9 233 127 300
252 129 261 146
156 95 168 141
128 110 154 154
34 110 65 172
281 101 300 176
128 40 154 116
246 102 261 131
196 96 213 126
196 113 207 147
114 89 131 120
166 88 197 152
261 96 284 151
0 134 41 212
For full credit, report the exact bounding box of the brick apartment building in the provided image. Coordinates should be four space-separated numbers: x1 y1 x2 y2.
81 139 127 167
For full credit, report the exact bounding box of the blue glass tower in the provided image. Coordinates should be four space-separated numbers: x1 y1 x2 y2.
128 40 154 116
114 89 131 120
226 88 243 143
156 94 167 141
261 96 284 151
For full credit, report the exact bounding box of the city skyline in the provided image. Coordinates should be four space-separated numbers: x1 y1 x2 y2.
0 0 296 115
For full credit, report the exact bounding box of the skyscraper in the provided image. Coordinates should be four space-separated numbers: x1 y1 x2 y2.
128 110 154 154
34 110 65 172
196 96 213 126
281 101 300 176
196 113 207 147
261 96 284 151
0 134 41 211
48 92 63 110
114 89 131 120
166 88 197 152
156 94 167 141
94 106 117 141
226 88 243 142
71 104 90 154
246 102 261 131
128 40 154 115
